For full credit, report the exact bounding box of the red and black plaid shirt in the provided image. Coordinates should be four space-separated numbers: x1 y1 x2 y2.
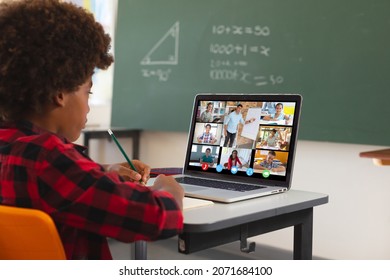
0 121 183 259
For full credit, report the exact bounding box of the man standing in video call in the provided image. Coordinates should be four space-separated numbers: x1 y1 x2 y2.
223 104 255 147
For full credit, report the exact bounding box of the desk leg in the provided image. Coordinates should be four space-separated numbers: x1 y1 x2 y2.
293 208 313 260
133 241 147 260
132 130 140 159
83 134 91 156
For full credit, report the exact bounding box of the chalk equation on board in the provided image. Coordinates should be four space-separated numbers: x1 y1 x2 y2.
209 24 283 87
139 22 283 86
211 24 271 36
210 44 271 57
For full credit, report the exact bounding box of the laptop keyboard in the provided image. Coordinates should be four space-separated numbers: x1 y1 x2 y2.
175 177 265 192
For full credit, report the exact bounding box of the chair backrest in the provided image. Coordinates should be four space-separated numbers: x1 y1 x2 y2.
0 205 66 260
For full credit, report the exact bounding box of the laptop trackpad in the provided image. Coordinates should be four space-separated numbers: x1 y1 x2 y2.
182 184 207 193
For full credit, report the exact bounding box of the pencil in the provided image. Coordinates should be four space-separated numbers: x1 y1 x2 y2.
107 129 138 173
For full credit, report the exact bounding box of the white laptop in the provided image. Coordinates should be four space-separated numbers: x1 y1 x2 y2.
173 93 302 203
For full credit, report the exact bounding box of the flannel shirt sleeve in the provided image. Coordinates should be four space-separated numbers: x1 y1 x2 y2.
37 137 183 242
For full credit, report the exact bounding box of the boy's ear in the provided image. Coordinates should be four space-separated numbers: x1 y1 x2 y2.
52 92 66 107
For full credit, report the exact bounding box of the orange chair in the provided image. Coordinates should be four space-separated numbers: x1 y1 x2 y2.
0 205 66 260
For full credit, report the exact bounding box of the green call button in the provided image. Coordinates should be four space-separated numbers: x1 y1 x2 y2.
262 170 271 178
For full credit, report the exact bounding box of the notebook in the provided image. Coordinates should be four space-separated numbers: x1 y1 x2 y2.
173 93 302 203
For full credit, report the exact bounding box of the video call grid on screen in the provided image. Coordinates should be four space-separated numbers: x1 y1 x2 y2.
185 95 300 183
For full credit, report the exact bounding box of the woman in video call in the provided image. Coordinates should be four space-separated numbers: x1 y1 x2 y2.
262 103 290 122
226 150 242 170
200 102 214 122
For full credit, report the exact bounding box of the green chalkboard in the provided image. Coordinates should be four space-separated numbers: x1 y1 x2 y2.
112 0 390 146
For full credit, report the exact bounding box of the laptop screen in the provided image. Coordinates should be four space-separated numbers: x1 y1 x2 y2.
183 93 302 188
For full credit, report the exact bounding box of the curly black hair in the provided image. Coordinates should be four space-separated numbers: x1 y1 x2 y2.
0 0 114 122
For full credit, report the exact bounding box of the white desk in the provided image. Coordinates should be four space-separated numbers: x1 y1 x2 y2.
136 190 328 259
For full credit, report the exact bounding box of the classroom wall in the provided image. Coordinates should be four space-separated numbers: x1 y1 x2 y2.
79 108 390 259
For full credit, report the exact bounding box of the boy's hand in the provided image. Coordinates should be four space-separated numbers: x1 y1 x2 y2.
104 160 151 184
150 175 184 210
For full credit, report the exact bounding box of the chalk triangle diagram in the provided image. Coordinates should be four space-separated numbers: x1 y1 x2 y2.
140 21 179 65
